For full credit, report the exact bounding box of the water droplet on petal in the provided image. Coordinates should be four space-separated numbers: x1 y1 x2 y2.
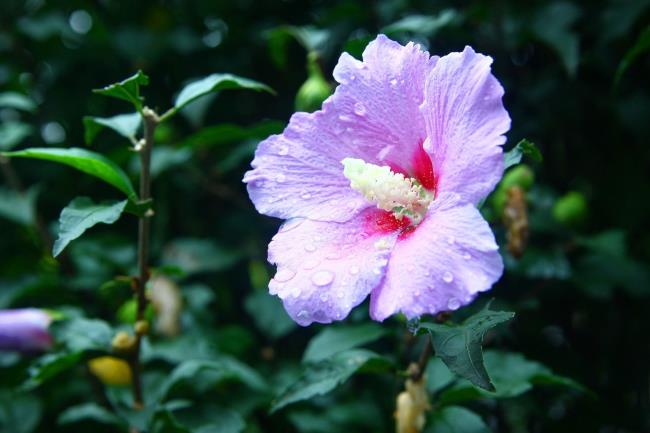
349 266 359 275
278 219 303 233
304 244 316 252
326 251 341 260
353 102 366 116
407 265 415 272
336 291 344 299
311 270 334 287
291 287 301 298
277 145 289 155
390 78 398 87
301 192 312 199
276 173 286 183
446 235 455 245
447 298 461 310
297 310 309 319
275 269 296 282
319 293 328 302
442 271 454 283
463 252 472 260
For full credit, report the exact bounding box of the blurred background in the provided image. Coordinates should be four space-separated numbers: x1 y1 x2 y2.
0 1 649 432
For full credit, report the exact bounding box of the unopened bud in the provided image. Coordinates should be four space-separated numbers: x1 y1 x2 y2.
553 191 588 226
134 320 149 336
395 376 430 433
295 52 333 112
111 331 136 352
88 356 132 386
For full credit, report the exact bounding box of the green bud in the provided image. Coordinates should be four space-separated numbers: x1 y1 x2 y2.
116 299 155 324
553 191 588 226
492 165 535 216
295 52 333 112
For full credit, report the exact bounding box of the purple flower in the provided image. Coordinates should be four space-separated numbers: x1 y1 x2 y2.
0 308 53 352
244 35 510 325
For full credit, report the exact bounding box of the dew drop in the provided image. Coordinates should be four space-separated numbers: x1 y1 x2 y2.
275 269 296 282
336 291 344 299
277 144 289 156
291 287 301 298
297 310 309 319
279 219 303 233
349 266 359 275
319 293 329 302
276 173 286 183
353 102 366 116
311 270 334 287
446 235 455 245
304 244 316 252
442 271 454 283
447 298 461 310
390 78 398 87
326 251 341 260
407 265 415 272
301 192 312 199
463 252 472 260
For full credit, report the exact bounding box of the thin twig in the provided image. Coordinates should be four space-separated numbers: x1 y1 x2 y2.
130 107 158 409
410 337 432 382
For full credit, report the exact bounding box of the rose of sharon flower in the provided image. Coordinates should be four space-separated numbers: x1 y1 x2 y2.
244 35 510 326
0 308 53 352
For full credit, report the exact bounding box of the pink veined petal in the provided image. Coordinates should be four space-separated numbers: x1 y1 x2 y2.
243 34 436 223
421 46 511 205
369 193 504 321
267 209 398 326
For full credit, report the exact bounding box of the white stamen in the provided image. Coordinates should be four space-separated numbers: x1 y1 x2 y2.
342 158 432 223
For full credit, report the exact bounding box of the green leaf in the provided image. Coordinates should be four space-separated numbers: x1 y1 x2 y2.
162 238 242 275
302 323 386 363
53 197 128 257
532 2 581 76
93 71 150 111
244 291 296 340
83 112 141 145
271 349 391 412
425 406 491 433
435 351 588 404
159 357 267 400
58 403 124 427
2 147 137 200
172 73 274 114
0 391 43 433
22 352 82 390
0 122 32 151
421 304 515 391
382 10 459 37
53 318 113 352
0 92 37 112
614 25 650 88
503 139 542 170
0 186 38 226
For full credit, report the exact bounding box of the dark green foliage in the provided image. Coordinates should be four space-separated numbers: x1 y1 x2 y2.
0 1 649 432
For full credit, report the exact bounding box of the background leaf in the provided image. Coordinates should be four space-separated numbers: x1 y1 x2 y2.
83 113 141 145
93 71 150 111
52 197 127 257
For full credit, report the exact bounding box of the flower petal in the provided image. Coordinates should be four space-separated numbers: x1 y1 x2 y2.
268 209 398 326
369 194 503 321
244 35 436 223
421 46 510 204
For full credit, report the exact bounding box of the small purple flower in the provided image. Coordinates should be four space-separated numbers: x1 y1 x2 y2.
244 35 510 325
0 308 53 352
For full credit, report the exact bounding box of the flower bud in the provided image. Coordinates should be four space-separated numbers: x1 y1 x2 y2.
88 356 132 386
134 320 149 336
493 165 535 216
111 331 136 352
553 191 588 226
0 309 52 352
295 52 333 113
395 376 430 433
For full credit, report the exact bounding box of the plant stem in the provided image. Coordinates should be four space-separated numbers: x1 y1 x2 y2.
131 107 158 409
410 337 432 382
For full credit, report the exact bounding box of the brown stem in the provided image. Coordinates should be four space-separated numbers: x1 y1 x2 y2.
410 337 432 382
130 107 159 409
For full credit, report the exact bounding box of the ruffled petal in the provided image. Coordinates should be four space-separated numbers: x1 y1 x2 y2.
421 46 510 204
369 194 503 321
268 209 398 326
244 35 436 223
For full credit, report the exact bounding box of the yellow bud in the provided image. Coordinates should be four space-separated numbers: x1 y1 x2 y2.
111 331 136 352
134 320 149 336
395 377 430 433
88 356 132 386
